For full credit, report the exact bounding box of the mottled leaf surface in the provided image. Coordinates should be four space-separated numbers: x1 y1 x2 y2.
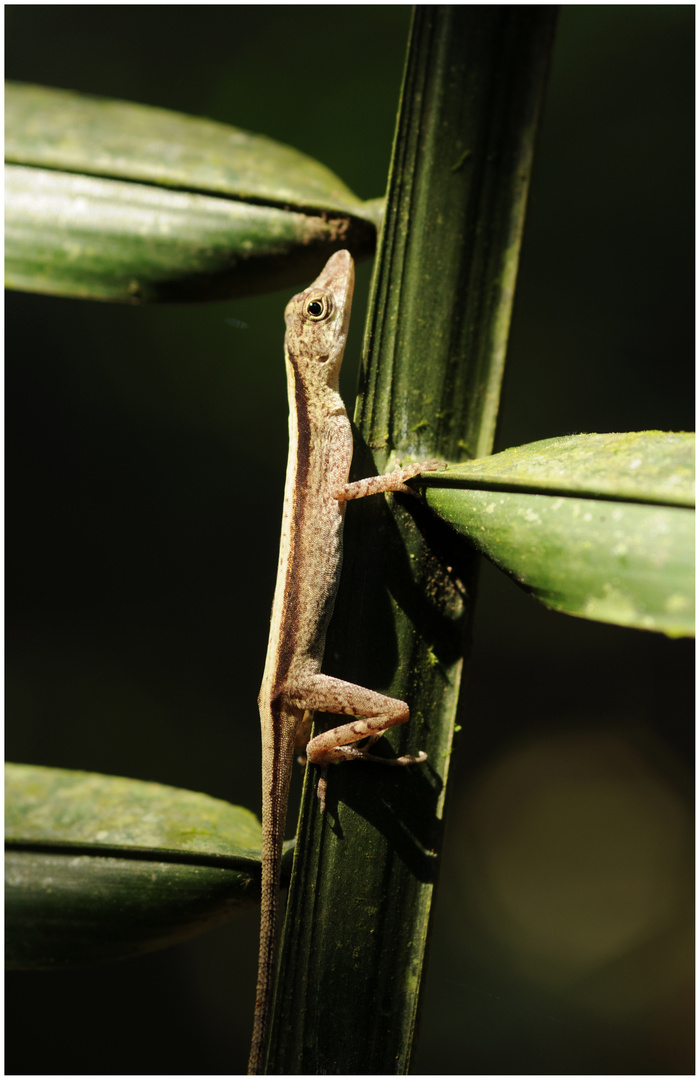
425 432 695 637
5 763 288 969
5 82 379 302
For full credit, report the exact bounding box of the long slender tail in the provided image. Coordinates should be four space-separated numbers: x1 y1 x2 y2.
248 728 295 1075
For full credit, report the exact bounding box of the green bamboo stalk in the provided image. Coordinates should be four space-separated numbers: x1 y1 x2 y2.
266 7 557 1073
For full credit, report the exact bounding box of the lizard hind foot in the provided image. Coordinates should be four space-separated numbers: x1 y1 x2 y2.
374 749 428 767
325 745 428 767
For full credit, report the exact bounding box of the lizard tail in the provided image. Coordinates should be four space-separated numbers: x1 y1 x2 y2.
248 725 296 1075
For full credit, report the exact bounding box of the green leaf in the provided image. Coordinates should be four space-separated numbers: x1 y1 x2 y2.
425 432 695 637
6 82 370 214
268 8 557 1074
5 82 379 302
5 762 287 969
5 761 262 855
435 431 695 506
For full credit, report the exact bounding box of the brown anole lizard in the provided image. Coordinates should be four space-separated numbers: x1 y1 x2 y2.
248 249 442 1074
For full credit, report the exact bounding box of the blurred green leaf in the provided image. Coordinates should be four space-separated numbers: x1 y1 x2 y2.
5 763 291 969
5 82 380 302
425 432 695 637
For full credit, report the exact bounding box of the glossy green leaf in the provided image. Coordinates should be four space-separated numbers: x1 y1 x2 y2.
5 762 289 969
6 82 372 214
5 82 379 302
5 163 370 303
424 432 695 637
6 762 262 856
6 849 252 971
434 431 694 506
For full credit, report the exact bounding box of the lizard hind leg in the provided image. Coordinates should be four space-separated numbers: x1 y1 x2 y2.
296 673 427 773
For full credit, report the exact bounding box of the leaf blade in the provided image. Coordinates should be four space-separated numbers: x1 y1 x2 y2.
6 163 373 302
433 431 695 507
4 83 379 302
426 487 694 637
6 762 262 859
5 82 371 215
6 848 254 970
5 763 287 969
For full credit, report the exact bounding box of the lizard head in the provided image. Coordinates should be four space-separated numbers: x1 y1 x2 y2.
284 250 355 385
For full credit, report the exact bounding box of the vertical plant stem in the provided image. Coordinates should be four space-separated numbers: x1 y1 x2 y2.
267 6 557 1073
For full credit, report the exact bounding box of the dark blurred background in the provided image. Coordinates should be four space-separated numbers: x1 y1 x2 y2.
5 6 693 1075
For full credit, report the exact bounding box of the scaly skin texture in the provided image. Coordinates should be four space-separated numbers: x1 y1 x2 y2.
248 250 442 1074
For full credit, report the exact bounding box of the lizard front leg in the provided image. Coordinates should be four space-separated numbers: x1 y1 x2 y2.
336 460 446 502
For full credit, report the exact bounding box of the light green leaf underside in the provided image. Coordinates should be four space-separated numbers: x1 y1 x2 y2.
5 763 279 969
425 432 695 637
5 83 379 302
6 163 365 303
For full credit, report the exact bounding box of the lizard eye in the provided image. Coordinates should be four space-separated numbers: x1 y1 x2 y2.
306 295 333 321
